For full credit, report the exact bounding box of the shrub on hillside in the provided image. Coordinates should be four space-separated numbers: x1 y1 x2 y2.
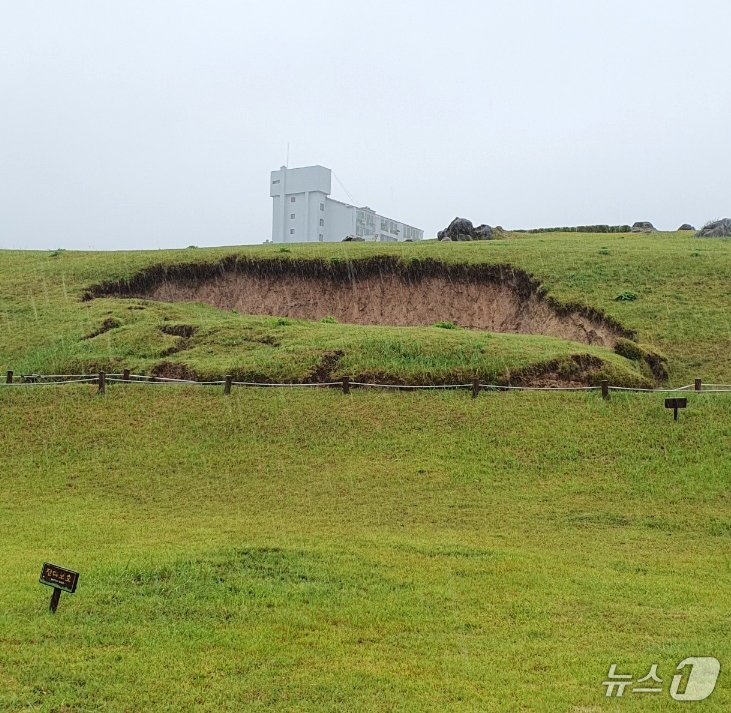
514 225 632 234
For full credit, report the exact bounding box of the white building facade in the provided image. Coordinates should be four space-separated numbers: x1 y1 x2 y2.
270 165 423 243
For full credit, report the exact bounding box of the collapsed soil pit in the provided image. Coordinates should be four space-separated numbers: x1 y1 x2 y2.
85 256 633 347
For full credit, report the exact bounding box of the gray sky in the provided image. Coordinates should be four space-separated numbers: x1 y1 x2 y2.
1 0 730 250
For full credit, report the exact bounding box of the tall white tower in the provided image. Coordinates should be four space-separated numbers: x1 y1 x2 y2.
270 165 332 243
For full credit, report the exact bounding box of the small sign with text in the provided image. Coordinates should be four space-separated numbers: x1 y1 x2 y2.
39 562 79 613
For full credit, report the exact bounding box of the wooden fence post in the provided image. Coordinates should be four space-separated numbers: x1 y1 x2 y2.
98 371 106 395
122 369 130 382
224 375 232 395
6 370 12 384
472 378 481 399
694 378 702 392
601 380 609 400
342 376 350 395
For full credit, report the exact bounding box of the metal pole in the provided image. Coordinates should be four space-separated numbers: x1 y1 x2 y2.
49 588 61 613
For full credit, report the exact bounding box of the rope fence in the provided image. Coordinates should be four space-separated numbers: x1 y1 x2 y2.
2 370 730 396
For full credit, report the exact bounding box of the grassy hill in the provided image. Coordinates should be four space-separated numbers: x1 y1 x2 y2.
0 230 729 385
0 231 729 711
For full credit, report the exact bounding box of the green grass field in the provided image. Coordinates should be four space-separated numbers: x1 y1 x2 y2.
0 386 729 711
0 231 729 710
1 231 729 385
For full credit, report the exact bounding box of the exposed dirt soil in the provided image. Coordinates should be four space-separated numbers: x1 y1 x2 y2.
160 324 197 338
151 361 198 380
158 324 197 356
507 354 606 387
82 317 121 340
85 256 633 347
304 350 344 383
145 275 619 347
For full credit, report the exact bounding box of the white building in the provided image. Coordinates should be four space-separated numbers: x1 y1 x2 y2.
270 165 423 243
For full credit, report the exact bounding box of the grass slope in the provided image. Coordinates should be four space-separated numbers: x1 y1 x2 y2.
1 230 729 384
12 303 648 387
0 386 729 711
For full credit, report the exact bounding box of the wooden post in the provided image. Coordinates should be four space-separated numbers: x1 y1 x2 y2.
472 378 481 399
342 376 350 395
601 380 609 400
5 370 12 384
98 371 106 395
122 369 130 382
694 378 702 392
49 587 62 614
224 375 232 395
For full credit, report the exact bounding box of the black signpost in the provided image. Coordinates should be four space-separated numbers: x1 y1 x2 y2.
39 563 79 613
665 397 687 421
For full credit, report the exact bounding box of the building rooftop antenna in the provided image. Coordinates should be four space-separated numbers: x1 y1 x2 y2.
332 170 360 207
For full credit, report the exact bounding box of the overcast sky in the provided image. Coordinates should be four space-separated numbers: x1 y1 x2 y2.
1 1 730 250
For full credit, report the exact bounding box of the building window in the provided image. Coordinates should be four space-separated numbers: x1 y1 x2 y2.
290 229 295 235
290 196 296 203
319 218 324 226
290 213 295 219
272 179 280 185
319 234 324 242
320 203 325 211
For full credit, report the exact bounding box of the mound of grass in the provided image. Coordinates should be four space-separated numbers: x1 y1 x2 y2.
7 302 650 387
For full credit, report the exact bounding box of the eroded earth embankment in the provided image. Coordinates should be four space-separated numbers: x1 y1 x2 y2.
85 256 632 347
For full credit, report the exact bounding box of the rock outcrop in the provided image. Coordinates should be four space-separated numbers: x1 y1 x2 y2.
696 218 731 238
438 218 493 241
631 221 656 233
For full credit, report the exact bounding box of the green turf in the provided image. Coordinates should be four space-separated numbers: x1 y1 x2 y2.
0 386 728 711
0 232 728 709
1 230 729 385
9 304 651 388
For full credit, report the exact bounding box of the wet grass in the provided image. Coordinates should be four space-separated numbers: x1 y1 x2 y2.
0 386 729 711
10 301 649 387
0 230 729 384
0 233 728 710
